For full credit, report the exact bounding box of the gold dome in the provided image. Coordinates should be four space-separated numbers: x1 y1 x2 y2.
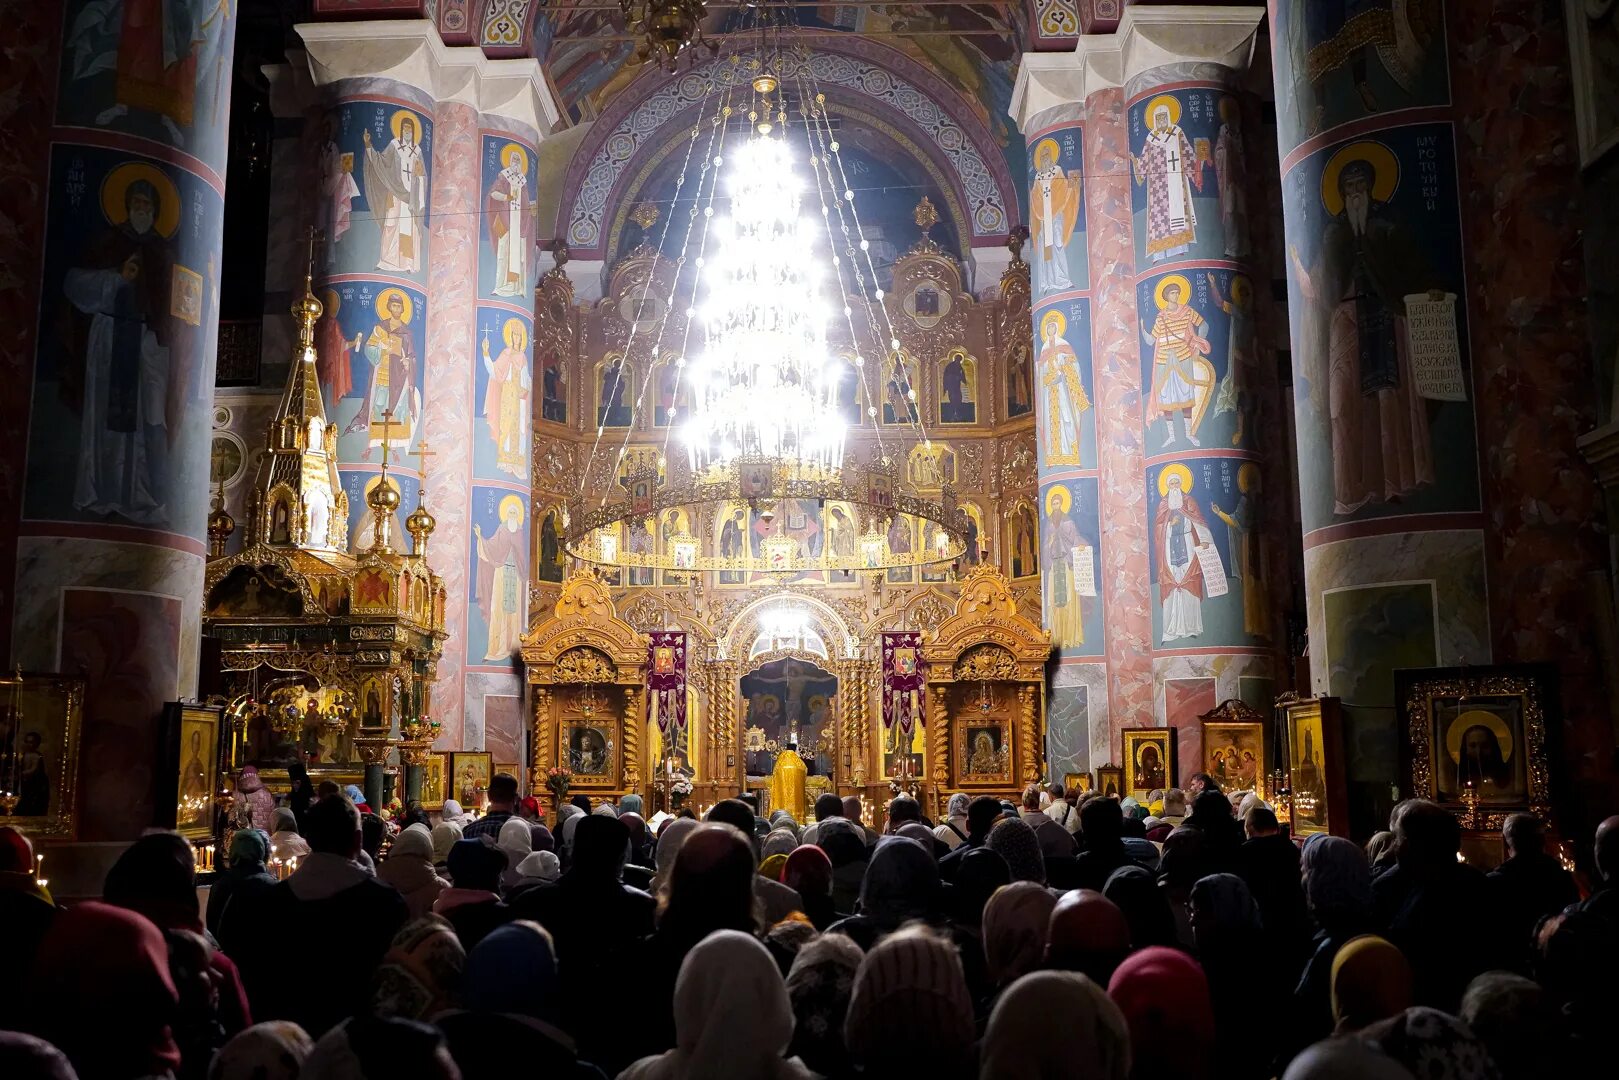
367 477 401 513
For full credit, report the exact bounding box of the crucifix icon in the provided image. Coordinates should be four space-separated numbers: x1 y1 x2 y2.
411 439 436 474
1165 144 1180 171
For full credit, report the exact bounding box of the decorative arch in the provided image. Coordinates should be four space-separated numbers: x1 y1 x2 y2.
558 39 1014 255
718 590 857 662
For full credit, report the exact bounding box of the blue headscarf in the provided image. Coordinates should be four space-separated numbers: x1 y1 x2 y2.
344 785 368 805
619 793 644 817
465 921 563 1026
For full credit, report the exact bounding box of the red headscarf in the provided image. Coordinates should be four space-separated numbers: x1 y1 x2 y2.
783 844 833 897
33 902 181 1079
1107 946 1214 1078
0 825 33 872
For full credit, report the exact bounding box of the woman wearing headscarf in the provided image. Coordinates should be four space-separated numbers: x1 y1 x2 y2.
896 822 942 859
1189 874 1274 1074
208 1022 313 1080
206 830 277 938
429 820 462 874
30 901 183 1080
782 845 840 931
784 933 863 1079
103 833 253 1040
1330 935 1413 1035
844 925 976 1078
507 850 562 902
759 852 790 883
1102 865 1178 950
433 837 510 949
285 763 315 835
528 820 555 854
1157 826 1214 949
438 921 606 1079
557 803 587 859
1046 888 1132 987
945 847 1010 1008
234 767 277 832
763 828 799 862
985 815 1047 886
1362 1007 1500 1080
496 817 533 896
981 881 1058 1012
981 971 1132 1080
300 1016 458 1080
269 808 311 863
370 917 465 1022
1460 971 1553 1080
935 793 971 850
620 812 654 874
620 793 644 818
1284 836 1377 1063
828 834 940 951
1108 947 1215 1080
342 785 371 815
1280 1038 1417 1080
652 816 699 894
377 825 450 919
816 818 870 916
0 1031 81 1080
620 930 811 1080
440 799 470 827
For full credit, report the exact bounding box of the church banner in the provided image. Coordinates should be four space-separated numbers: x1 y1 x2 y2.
647 631 687 734
881 631 926 738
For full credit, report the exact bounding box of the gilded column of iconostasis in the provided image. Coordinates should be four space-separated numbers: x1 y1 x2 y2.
6 2 239 838
531 40 1038 795
1118 8 1283 779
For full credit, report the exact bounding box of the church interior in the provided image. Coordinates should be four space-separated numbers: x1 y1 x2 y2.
3 2 1619 1077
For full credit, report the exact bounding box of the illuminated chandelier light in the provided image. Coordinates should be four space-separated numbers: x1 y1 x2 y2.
562 57 966 576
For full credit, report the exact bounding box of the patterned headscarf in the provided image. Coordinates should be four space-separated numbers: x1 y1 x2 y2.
1364 1007 1499 1080
986 816 1046 884
208 1022 315 1080
371 917 466 1021
763 828 800 860
786 934 864 1077
844 927 974 1070
1303 836 1373 926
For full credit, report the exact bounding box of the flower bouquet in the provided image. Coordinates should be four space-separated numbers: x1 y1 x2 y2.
545 766 573 803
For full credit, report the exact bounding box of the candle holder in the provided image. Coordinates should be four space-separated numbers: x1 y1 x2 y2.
1459 780 1480 830
0 791 18 816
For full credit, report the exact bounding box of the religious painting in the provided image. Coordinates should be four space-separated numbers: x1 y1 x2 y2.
1122 728 1175 800
23 148 223 536
1128 89 1226 269
474 312 532 482
938 349 978 424
1396 665 1554 827
885 516 915 585
1137 268 1257 452
468 488 529 665
160 702 221 841
1033 302 1095 469
210 433 245 487
1007 502 1039 580
1063 772 1093 795
0 673 85 839
741 658 839 778
624 515 655 586
326 281 428 467
1202 721 1264 795
651 685 701 782
831 353 863 426
536 508 566 583
653 358 692 428
311 99 434 281
450 752 493 808
205 564 304 619
1095 765 1124 799
1284 126 1478 535
1270 2 1451 156
716 503 749 585
660 508 696 585
595 355 634 428
907 443 956 491
1569 0 1619 165
56 0 238 167
750 498 824 584
538 345 568 424
1006 338 1034 419
883 704 926 782
904 280 952 329
1283 695 1348 837
958 502 986 569
342 471 420 556
958 718 1012 785
480 136 536 298
419 752 447 812
1041 480 1103 654
881 352 921 425
1148 460 1271 648
564 723 615 782
1026 127 1089 296
920 519 951 584
825 502 861 585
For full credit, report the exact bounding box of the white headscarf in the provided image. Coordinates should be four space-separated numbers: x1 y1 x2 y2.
558 804 586 852
498 817 533 868
981 971 1131 1080
516 850 561 884
619 930 812 1080
430 821 462 863
653 817 699 891
440 799 469 826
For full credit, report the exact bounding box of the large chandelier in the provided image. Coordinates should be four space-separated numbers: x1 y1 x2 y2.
562 51 966 577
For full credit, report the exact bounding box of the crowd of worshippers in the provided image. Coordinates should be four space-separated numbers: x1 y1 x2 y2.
2 767 1617 1080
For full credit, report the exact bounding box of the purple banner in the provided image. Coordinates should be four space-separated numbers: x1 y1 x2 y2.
882 630 926 737
647 630 687 734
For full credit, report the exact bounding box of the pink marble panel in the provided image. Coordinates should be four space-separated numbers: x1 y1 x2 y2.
1449 1 1612 800
1085 87 1154 745
425 101 480 746
1164 676 1216 784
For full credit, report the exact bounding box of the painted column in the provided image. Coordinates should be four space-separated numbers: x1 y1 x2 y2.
9 2 238 840
1011 57 1108 781
1268 2 1491 833
1117 7 1277 779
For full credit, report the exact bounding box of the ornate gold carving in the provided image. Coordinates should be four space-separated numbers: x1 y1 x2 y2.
623 687 641 789
553 647 618 683
1018 685 1039 784
954 643 1020 682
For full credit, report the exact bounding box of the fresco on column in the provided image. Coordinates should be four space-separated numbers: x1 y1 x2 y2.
1137 269 1261 453
1026 125 1089 297
1282 124 1478 535
321 281 428 469
1128 87 1249 269
1147 459 1270 647
1032 300 1096 472
339 470 421 555
468 485 530 666
317 100 433 285
1038 478 1104 656
478 135 538 300
1269 2 1451 155
56 0 238 168
472 309 533 482
23 147 224 536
